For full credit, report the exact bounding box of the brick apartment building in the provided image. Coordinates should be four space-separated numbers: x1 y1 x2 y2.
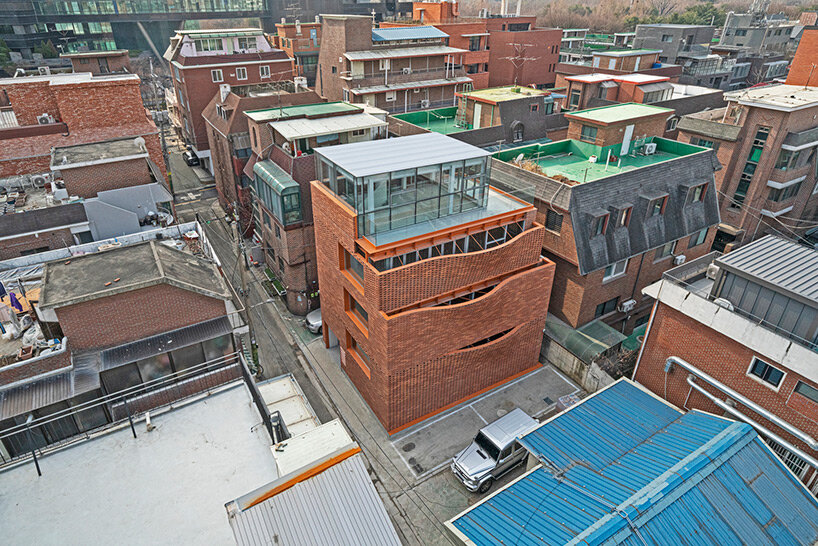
490 103 721 334
244 101 388 315
164 28 295 171
676 84 818 251
786 25 818 87
311 133 555 432
0 237 237 457
202 81 322 231
380 1 561 89
60 50 132 75
317 15 472 113
555 49 682 89
634 236 818 494
0 72 164 180
272 20 322 87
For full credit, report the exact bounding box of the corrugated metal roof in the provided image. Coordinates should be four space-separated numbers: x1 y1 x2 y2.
270 112 386 141
314 132 489 178
0 371 73 421
344 45 466 61
448 379 818 545
348 76 472 95
716 235 818 305
228 453 401 546
371 26 448 42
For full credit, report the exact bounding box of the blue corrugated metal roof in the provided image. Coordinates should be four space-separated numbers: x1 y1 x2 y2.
449 380 818 545
371 26 448 42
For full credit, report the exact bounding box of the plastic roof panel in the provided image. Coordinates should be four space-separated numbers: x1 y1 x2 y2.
371 25 448 42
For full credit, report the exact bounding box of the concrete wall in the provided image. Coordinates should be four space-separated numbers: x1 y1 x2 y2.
540 336 615 393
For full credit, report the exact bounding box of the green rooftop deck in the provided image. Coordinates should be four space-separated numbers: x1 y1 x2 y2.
567 103 673 125
245 102 362 123
494 137 706 185
392 107 469 134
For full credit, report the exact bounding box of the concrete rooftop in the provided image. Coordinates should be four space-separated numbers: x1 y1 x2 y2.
460 86 549 104
0 384 278 546
566 103 673 125
245 101 361 123
725 84 818 111
51 136 149 168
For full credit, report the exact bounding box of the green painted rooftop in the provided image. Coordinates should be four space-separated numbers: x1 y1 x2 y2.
460 86 549 104
494 137 706 184
567 103 673 125
245 102 362 122
392 107 468 134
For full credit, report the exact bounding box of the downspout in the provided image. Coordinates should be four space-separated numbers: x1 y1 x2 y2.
667 356 818 451
686 375 818 470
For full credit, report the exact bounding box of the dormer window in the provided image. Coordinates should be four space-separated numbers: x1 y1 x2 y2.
591 213 609 236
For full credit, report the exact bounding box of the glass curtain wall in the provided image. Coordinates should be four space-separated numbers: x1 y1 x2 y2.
319 158 489 237
34 0 266 15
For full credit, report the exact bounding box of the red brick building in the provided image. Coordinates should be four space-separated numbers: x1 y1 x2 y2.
60 50 132 75
676 84 818 252
490 103 721 334
380 2 561 89
163 28 295 171
0 72 163 180
555 49 682 93
634 236 818 493
312 133 554 432
273 20 322 87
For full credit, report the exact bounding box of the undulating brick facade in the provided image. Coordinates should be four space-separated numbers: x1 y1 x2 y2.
55 284 228 350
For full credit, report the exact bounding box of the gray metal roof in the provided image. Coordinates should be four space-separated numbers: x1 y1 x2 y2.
716 235 818 305
228 453 401 546
314 133 490 178
344 45 466 61
371 26 448 42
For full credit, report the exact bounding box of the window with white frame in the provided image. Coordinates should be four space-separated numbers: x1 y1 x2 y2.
748 357 784 388
385 90 396 102
603 259 628 281
236 67 247 80
211 69 223 83
259 65 270 78
194 38 222 52
237 36 256 51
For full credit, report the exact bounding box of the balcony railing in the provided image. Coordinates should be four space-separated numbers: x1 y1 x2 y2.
348 65 463 82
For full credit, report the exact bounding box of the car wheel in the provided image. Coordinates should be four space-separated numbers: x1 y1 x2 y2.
477 478 493 494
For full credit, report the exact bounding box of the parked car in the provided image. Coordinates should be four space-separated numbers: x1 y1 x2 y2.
451 408 538 493
305 308 322 334
182 150 200 166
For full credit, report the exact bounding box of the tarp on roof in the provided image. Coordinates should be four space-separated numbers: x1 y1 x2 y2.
544 314 626 362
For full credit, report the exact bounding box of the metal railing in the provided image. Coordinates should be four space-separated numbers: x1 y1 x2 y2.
350 66 462 80
0 350 286 475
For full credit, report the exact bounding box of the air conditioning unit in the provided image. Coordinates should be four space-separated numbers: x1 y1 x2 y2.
420 99 430 108
673 254 687 266
706 263 720 280
38 66 51 76
619 299 637 313
644 142 657 155
36 113 55 125
714 297 735 311
30 172 51 187
402 67 412 75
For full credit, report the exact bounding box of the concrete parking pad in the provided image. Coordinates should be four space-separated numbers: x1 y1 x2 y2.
391 365 580 479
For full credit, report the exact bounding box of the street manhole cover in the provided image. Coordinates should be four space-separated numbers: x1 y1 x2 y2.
402 442 416 452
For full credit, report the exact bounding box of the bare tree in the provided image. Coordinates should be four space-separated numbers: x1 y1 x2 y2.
649 0 676 16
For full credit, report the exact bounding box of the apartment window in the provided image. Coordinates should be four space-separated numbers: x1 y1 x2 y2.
580 125 597 143
331 66 337 74
591 214 608 236
469 36 481 51
650 196 668 216
794 381 818 404
513 124 524 142
774 149 801 171
174 66 181 81
545 210 563 233
748 357 784 388
688 228 708 248
595 297 619 318
661 34 673 42
237 36 255 50
211 69 223 83
666 117 678 131
278 257 285 273
689 183 707 203
347 290 368 330
530 103 539 113
342 247 364 284
768 182 802 202
351 129 366 136
385 91 397 102
654 240 676 261
236 67 248 80
274 224 281 238
259 65 271 78
348 334 370 377
618 207 632 228
691 137 714 149
603 259 628 281
733 126 770 208
568 89 581 109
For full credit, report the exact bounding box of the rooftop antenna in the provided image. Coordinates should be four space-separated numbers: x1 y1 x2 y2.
805 63 817 90
501 43 537 86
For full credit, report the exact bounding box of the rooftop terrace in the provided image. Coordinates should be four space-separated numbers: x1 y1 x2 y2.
51 136 149 169
494 137 705 184
392 107 467 134
459 86 549 104
565 102 673 125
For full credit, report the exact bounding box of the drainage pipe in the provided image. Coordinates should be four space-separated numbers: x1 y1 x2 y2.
667 356 818 451
686 375 818 471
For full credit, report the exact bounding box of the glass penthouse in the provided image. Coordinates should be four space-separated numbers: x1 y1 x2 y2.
311 133 556 432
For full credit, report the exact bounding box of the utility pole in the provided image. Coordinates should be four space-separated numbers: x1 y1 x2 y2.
233 201 256 363
149 57 170 182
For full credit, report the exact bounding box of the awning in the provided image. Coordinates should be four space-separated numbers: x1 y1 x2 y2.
544 314 626 363
600 80 619 88
349 76 472 95
253 160 298 194
270 112 386 141
637 81 673 93
461 33 490 37
344 45 466 62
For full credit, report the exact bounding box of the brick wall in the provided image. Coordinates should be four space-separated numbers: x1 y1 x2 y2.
55 284 227 350
786 27 818 86
0 345 71 386
317 17 372 101
566 115 668 147
635 302 818 465
2 81 60 126
488 28 561 87
0 229 77 260
60 158 153 199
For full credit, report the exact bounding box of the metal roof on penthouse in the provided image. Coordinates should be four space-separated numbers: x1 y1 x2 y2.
270 112 386 141
716 234 818 306
372 25 449 42
447 379 818 545
313 132 490 178
344 45 466 61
